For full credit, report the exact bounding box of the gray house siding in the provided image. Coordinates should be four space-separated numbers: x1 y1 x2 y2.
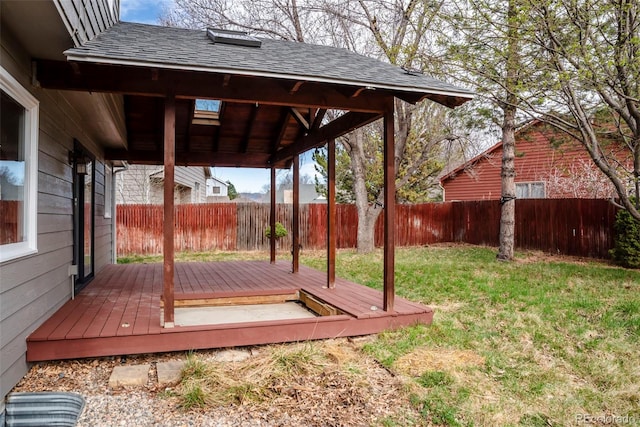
54 0 119 46
116 165 209 204
0 21 114 400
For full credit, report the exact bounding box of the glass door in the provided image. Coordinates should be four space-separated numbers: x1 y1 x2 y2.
73 142 94 293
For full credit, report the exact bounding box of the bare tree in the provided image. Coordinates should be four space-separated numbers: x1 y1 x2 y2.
526 0 640 220
163 0 472 252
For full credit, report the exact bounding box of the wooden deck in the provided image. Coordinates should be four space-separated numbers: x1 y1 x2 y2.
27 261 433 361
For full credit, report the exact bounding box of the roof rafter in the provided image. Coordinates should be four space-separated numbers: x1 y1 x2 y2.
269 111 382 164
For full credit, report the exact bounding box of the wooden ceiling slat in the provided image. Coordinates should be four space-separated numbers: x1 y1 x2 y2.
240 104 259 153
272 109 292 154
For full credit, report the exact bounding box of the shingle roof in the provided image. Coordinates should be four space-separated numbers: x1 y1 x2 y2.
65 22 473 101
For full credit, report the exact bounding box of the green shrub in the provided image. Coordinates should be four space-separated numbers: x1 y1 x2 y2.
265 222 288 239
610 206 640 269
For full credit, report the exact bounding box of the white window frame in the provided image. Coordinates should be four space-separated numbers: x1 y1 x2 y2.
0 66 39 263
516 181 546 199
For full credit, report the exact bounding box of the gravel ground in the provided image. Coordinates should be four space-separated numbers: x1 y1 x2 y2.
11 339 422 426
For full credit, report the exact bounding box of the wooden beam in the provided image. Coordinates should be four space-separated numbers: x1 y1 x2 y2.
396 92 425 104
311 109 327 130
212 101 227 153
383 99 395 312
327 138 336 289
270 111 381 164
270 166 277 264
350 87 366 98
35 60 392 112
240 103 259 153
169 293 299 307
105 149 278 168
185 99 194 153
290 107 310 130
163 94 176 327
292 155 300 273
289 81 304 94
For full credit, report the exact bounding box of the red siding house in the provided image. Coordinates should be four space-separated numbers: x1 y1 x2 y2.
440 121 619 201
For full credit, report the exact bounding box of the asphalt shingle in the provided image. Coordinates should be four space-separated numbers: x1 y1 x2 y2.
65 22 472 99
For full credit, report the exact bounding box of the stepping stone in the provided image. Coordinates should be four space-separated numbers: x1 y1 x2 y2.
209 349 251 362
108 364 150 388
157 361 185 385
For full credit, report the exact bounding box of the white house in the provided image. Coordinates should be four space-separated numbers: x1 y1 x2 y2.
206 176 229 198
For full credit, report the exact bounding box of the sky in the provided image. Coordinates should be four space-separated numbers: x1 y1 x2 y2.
119 0 321 193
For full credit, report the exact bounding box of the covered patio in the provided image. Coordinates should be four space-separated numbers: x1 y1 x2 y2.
29 22 471 360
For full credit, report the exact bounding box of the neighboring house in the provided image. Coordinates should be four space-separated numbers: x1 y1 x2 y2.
263 184 326 204
440 120 622 201
206 176 229 198
116 165 211 204
1 0 121 404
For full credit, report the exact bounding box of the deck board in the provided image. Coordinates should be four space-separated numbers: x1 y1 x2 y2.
26 260 433 361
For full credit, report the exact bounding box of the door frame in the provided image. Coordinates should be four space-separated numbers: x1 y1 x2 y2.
72 140 95 293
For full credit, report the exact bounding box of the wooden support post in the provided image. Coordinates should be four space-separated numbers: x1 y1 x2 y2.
327 139 336 289
163 94 176 327
270 166 276 264
292 155 300 273
383 100 395 312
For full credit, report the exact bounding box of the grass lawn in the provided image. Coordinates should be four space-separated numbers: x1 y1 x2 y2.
120 245 640 426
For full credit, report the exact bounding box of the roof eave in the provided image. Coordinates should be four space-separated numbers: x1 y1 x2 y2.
64 52 475 106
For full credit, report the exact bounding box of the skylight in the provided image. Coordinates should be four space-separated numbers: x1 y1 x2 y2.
195 99 221 113
193 99 222 126
207 28 262 48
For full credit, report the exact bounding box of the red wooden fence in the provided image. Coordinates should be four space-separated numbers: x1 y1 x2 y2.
0 200 20 245
116 199 618 258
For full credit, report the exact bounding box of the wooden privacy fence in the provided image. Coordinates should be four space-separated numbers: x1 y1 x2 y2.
117 199 618 258
0 200 20 245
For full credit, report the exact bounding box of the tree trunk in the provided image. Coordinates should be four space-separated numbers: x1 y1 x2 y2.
497 0 519 261
356 204 382 253
497 106 517 260
348 129 383 253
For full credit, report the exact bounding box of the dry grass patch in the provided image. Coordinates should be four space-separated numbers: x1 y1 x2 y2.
175 340 421 426
394 348 485 377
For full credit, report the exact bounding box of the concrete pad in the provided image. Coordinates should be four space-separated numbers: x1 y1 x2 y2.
156 361 185 385
165 302 317 327
108 364 150 388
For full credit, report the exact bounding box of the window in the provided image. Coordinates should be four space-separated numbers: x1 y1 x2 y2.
0 67 39 263
516 182 545 199
212 186 221 194
104 164 112 218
